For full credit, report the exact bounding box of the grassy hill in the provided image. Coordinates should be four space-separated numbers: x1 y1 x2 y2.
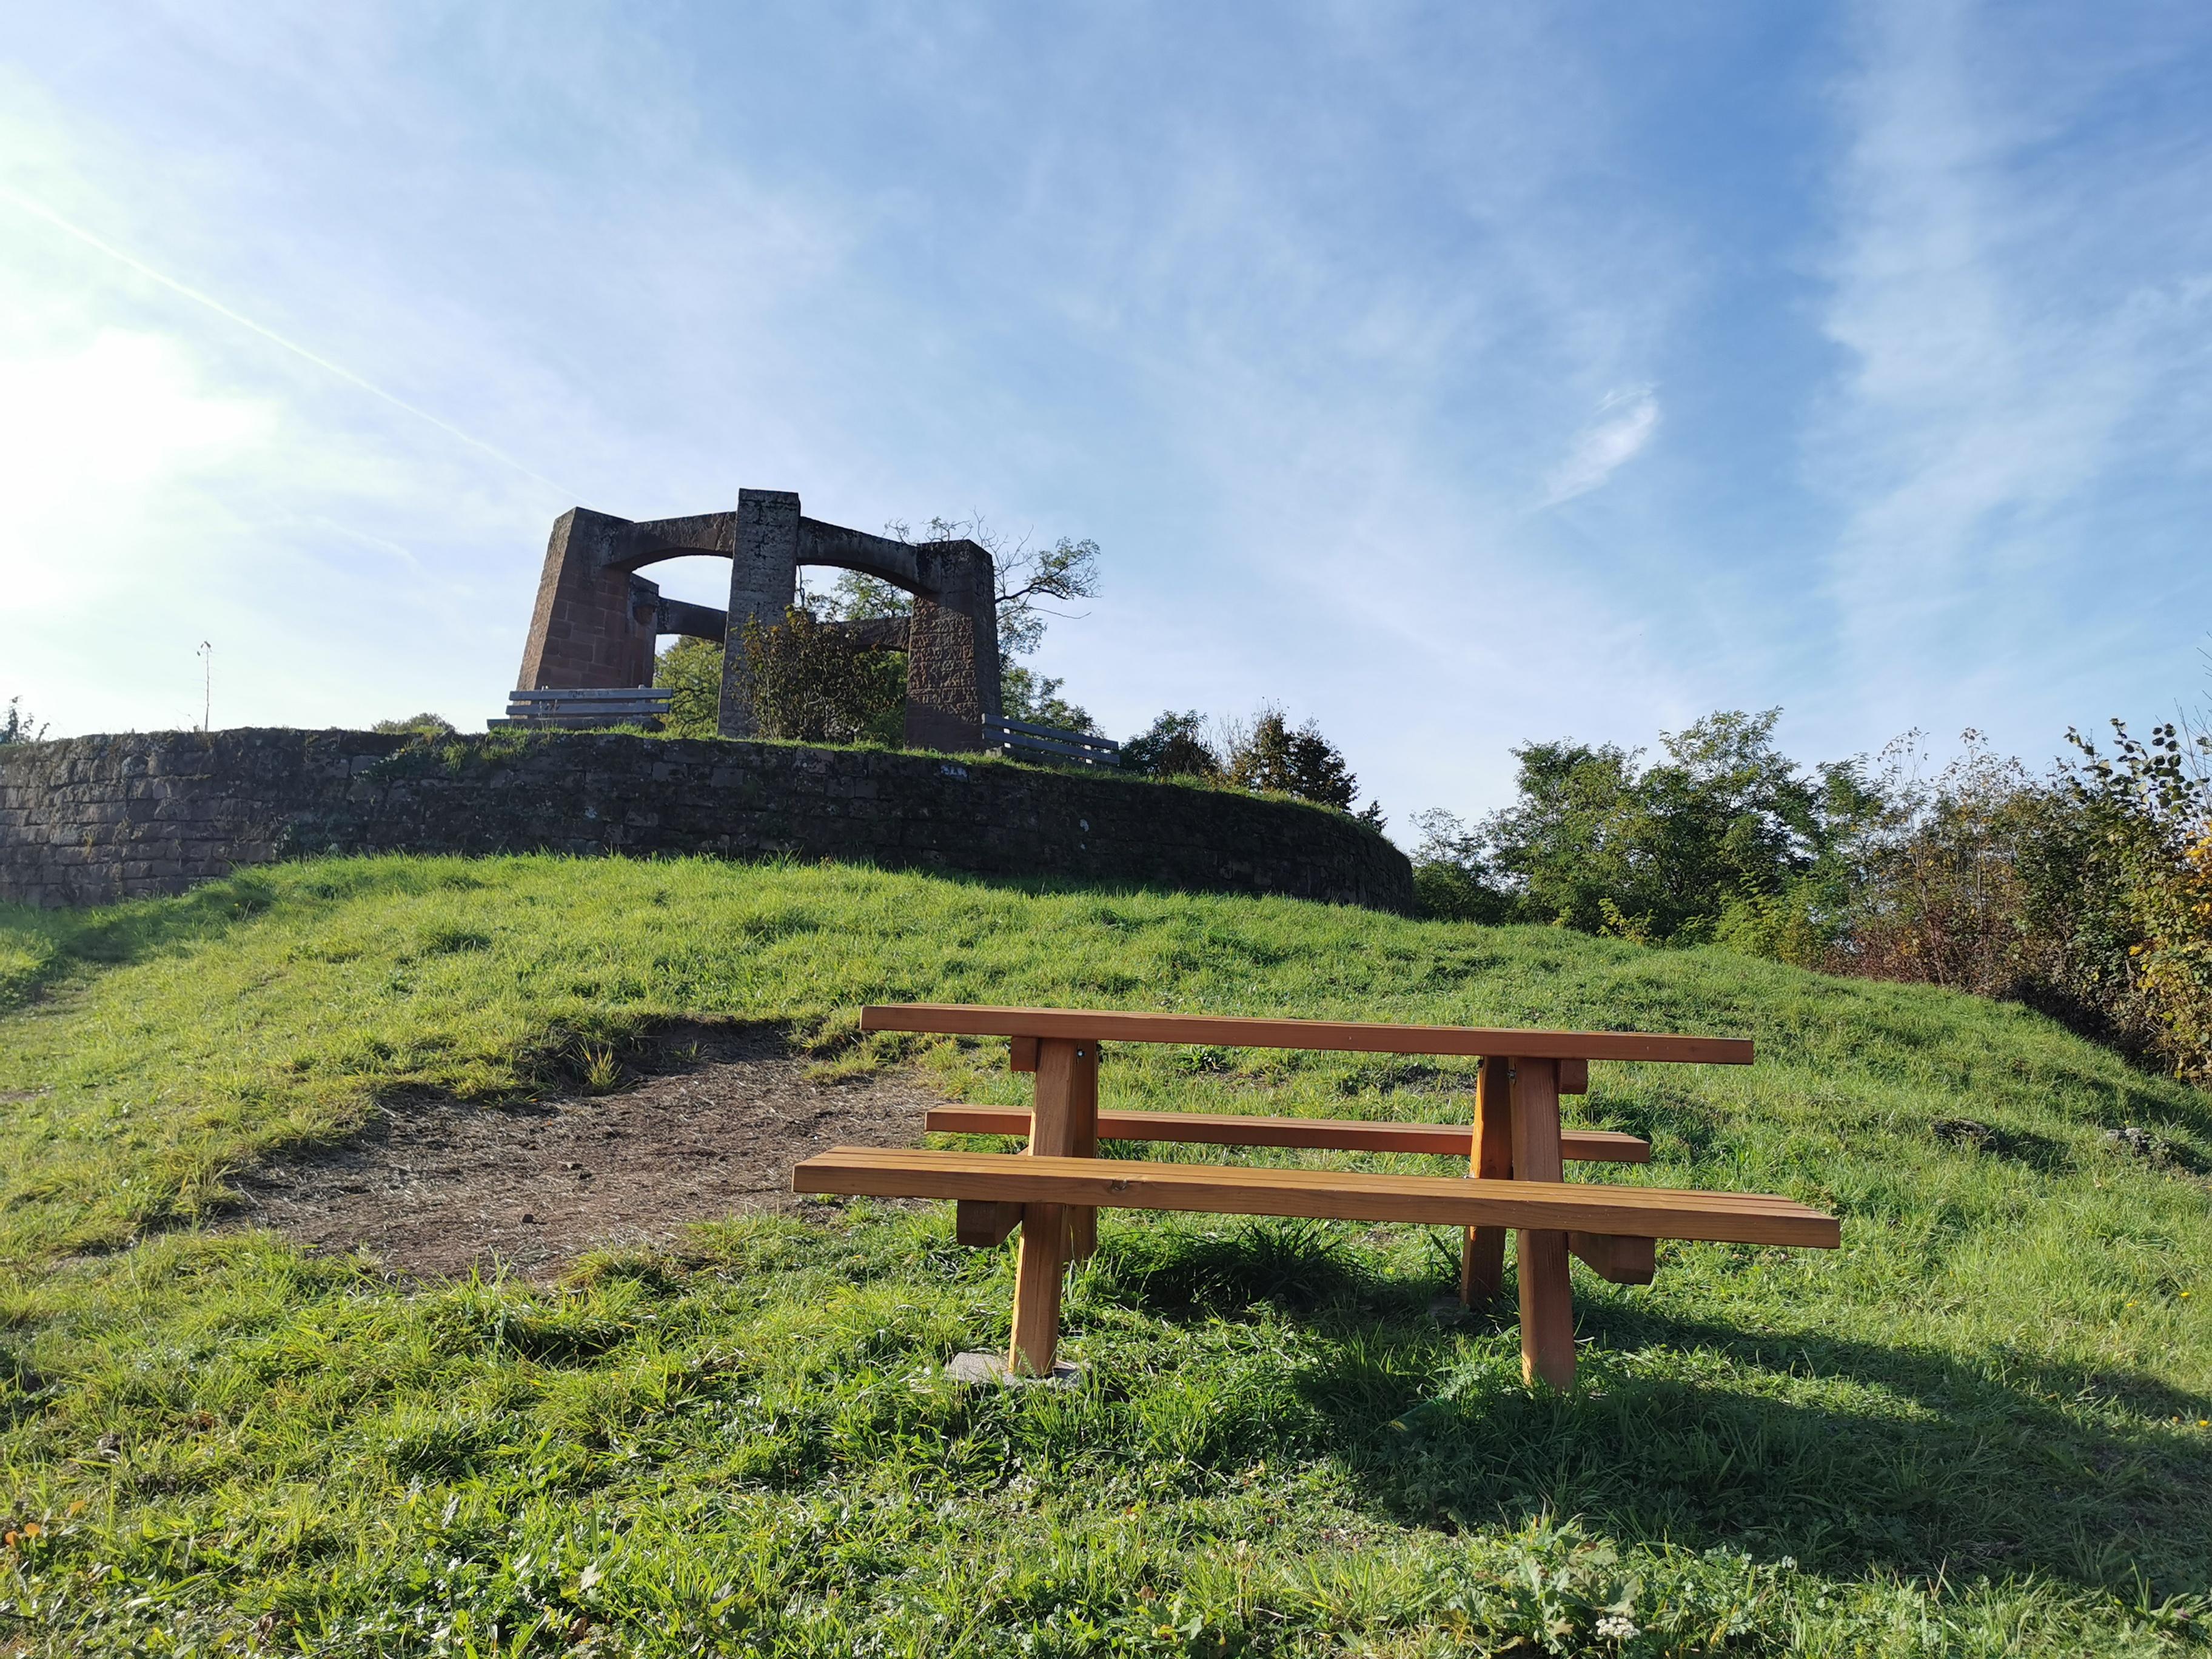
2 854 2209 1656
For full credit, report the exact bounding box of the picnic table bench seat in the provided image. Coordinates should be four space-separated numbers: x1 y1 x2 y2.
791 1004 1841 1389
799 1147 1835 1244
797 1147 1837 1296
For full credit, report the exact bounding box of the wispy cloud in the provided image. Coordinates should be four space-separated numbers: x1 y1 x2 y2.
1541 384 1661 507
1811 0 2212 737
0 184 577 498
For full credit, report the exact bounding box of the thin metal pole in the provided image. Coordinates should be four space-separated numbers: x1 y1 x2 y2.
198 641 212 731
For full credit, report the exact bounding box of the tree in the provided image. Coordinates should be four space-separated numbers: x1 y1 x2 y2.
993 533 1101 660
1225 706 1360 809
882 513 1101 697
1122 711 1222 779
1 697 46 745
669 515 1102 746
1002 665 1098 734
1416 709 1882 945
809 568 911 624
654 636 727 739
1410 808 1510 922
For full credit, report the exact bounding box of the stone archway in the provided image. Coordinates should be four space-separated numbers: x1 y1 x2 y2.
515 488 1000 751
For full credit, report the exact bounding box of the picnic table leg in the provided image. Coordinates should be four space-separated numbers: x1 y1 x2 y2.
1460 1056 1514 1303
1066 1045 1100 1261
1510 1057 1576 1389
1008 1205 1068 1376
1008 1037 1093 1375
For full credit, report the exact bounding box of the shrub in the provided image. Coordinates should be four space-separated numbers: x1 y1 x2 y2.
1122 711 1222 779
1415 703 2212 1082
654 637 727 739
733 610 906 746
1409 809 1507 921
1415 710 1879 946
2153 826 2212 1076
1828 727 2210 1077
2063 717 2212 1079
1835 740 2108 993
369 712 455 737
1225 706 1359 809
2 697 47 745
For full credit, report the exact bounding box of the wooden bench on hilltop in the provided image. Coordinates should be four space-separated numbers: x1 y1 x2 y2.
490 687 675 731
793 1005 1839 1387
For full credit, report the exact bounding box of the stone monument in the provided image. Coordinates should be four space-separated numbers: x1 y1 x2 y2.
515 488 1001 749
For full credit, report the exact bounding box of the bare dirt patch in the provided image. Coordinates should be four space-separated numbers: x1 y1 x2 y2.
226 1024 943 1279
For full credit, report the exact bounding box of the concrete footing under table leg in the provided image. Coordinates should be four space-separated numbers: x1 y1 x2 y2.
1428 1292 1481 1325
946 1350 1082 1388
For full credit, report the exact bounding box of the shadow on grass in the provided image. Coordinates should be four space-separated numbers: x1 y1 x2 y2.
1088 1222 2212 1600
1092 1216 1392 1317
0 859 522 1015
0 869 295 1010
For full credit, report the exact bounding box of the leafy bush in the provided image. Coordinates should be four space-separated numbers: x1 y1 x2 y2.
369 712 455 737
653 636 728 739
2063 717 2212 1078
1785 726 2210 1077
2 696 47 745
1832 739 2113 997
1415 704 2212 1082
1122 711 1223 779
732 610 906 745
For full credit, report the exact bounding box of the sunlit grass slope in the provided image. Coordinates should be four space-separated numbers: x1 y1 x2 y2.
2 854 2209 1655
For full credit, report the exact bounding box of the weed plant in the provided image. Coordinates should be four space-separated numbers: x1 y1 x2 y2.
1 856 2208 1654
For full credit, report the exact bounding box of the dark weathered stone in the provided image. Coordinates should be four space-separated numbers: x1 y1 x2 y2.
517 487 1002 750
0 730 1413 912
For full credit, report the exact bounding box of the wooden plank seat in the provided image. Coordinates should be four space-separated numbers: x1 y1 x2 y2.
794 1147 1834 1353
489 687 674 731
808 1005 1838 1390
796 1147 1838 1244
923 1104 1652 1162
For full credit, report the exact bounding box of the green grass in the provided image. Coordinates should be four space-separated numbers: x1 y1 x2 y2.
2 854 2209 1656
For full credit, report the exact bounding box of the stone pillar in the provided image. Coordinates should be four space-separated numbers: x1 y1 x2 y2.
717 489 803 737
902 539 1000 751
623 575 663 686
516 508 651 689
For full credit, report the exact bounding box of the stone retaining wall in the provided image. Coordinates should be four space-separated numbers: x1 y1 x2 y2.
0 729 1413 911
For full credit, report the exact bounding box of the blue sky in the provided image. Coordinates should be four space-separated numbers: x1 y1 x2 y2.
4 2 2209 833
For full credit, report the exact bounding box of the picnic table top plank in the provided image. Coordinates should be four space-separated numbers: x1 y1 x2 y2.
860 1004 1754 1065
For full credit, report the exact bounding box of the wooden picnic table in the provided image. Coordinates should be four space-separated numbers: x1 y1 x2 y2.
792 1005 1838 1387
